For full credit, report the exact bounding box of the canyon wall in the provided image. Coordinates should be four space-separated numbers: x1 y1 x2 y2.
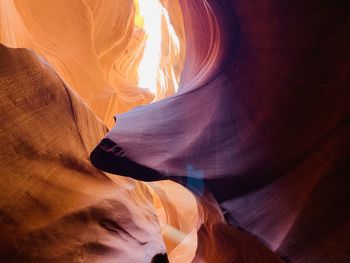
0 0 349 262
93 0 350 262
0 44 167 262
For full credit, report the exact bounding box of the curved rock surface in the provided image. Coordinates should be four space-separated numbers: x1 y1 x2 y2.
0 0 155 128
0 44 166 262
1 0 349 262
92 0 350 262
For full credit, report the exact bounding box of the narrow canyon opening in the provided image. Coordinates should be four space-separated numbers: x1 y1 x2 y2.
132 1 200 261
135 0 183 98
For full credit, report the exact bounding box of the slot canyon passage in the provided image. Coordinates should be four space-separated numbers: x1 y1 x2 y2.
0 0 349 262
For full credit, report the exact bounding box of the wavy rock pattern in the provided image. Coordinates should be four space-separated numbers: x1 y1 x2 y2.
92 0 350 262
1 0 349 262
0 0 170 128
0 45 166 262
0 1 194 262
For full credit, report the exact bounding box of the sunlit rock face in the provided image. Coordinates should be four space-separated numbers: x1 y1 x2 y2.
0 1 196 262
0 0 185 128
1 0 349 263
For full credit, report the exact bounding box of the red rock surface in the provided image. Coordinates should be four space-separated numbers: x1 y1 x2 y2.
1 0 349 262
93 0 350 262
0 45 166 262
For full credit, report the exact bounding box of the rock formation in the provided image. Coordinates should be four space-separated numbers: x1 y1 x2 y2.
0 44 166 262
91 0 350 262
1 0 349 262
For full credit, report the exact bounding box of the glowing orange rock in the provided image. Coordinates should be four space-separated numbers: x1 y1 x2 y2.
1 0 348 262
